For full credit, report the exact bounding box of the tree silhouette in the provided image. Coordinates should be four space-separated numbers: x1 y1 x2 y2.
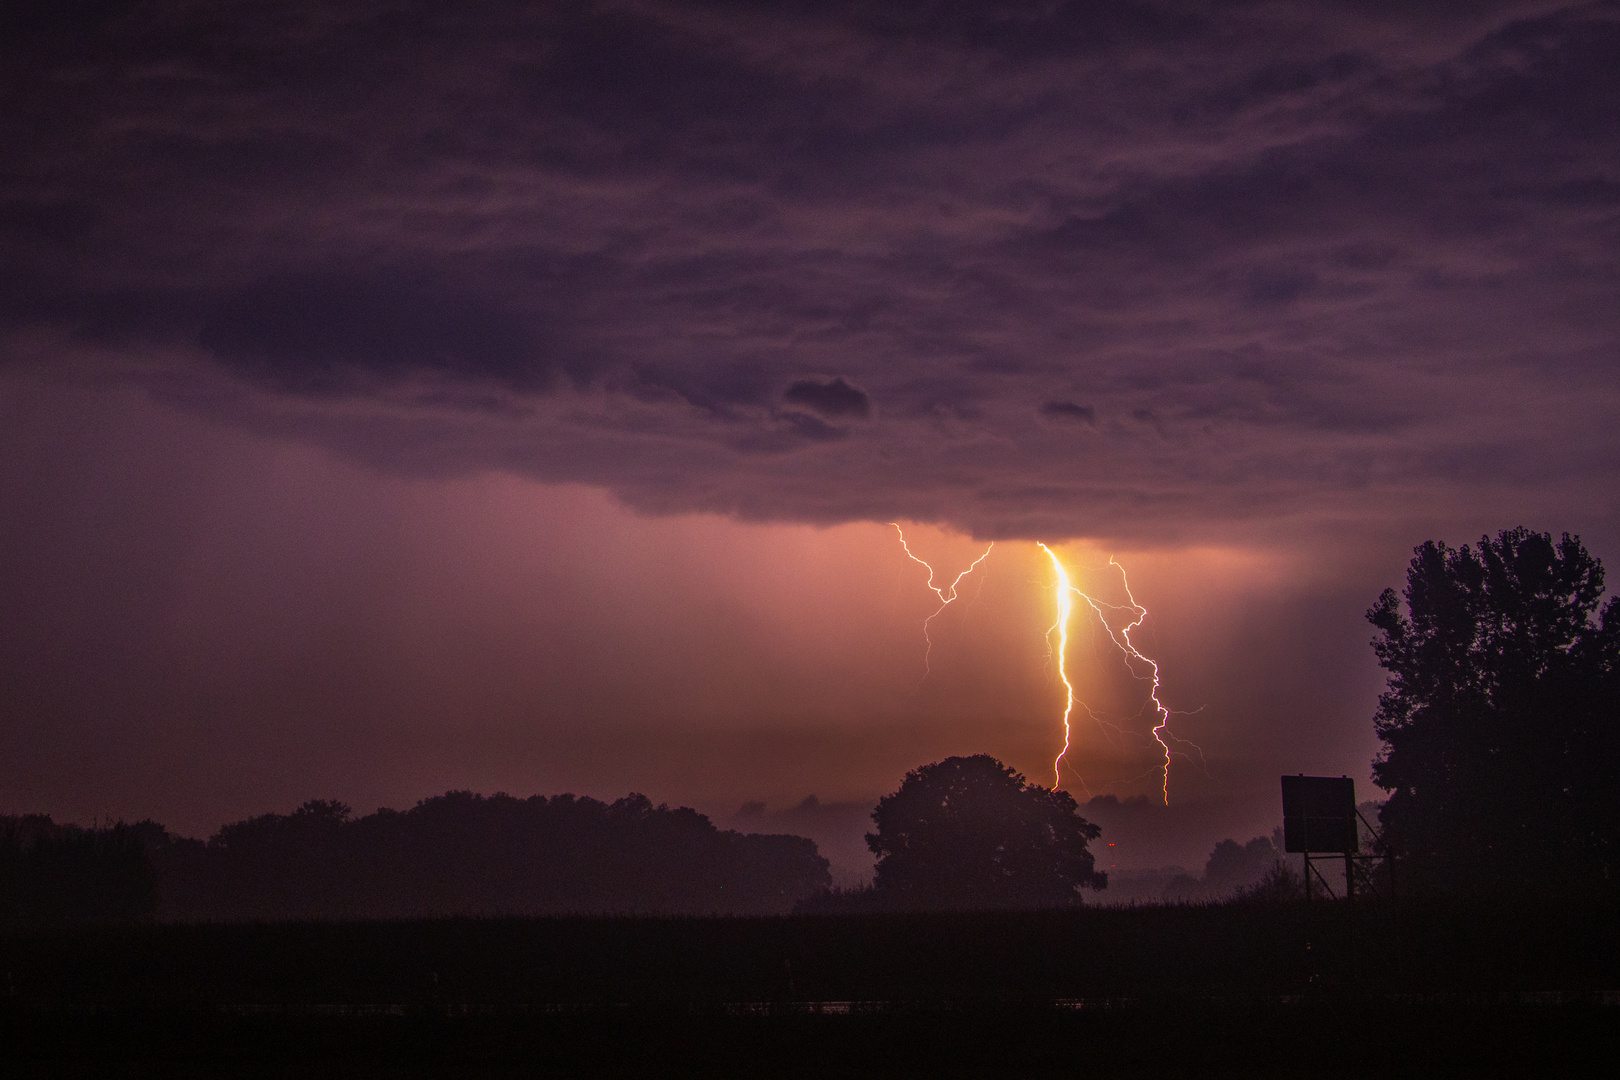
0 816 157 925
151 791 830 920
1369 528 1620 890
866 755 1106 909
1203 836 1284 898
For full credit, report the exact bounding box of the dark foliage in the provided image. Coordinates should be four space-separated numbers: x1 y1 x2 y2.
1203 836 1281 895
0 816 157 927
1369 528 1620 891
1236 859 1305 904
151 791 829 920
865 755 1105 909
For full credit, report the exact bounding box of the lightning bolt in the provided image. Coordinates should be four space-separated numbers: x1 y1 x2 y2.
1040 547 1185 805
1038 544 1080 794
892 524 994 678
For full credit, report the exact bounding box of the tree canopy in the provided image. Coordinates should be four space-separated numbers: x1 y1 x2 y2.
0 816 157 926
866 754 1106 909
1369 528 1620 890
2 793 833 925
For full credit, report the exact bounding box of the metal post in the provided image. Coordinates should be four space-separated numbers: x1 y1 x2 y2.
1345 852 1354 899
1303 852 1311 902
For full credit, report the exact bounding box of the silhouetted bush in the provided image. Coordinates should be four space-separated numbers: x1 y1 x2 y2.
1235 859 1304 904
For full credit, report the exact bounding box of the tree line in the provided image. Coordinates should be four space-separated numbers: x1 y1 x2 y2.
2 791 830 925
0 815 156 924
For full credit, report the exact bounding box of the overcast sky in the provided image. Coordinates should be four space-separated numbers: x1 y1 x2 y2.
3 1 1617 871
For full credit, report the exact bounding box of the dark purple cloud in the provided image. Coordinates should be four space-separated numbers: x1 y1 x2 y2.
782 377 871 419
1040 401 1096 425
3 0 1618 542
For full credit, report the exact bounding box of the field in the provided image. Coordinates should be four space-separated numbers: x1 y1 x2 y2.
3 897 1617 1077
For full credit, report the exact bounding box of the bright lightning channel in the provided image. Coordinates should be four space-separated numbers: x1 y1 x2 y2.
1040 546 1180 805
892 524 994 678
1038 544 1079 795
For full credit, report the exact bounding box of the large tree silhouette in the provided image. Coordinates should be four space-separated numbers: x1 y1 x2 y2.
1369 528 1620 890
867 755 1106 909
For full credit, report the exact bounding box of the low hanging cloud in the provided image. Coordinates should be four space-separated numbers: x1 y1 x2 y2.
4 0 1619 543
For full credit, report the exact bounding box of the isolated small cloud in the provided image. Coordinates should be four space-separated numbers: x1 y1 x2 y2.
1040 401 1096 425
782 378 872 419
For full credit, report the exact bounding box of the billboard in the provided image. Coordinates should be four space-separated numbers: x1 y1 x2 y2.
1280 775 1358 854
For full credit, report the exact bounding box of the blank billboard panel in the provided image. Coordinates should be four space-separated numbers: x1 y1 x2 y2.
1280 775 1358 854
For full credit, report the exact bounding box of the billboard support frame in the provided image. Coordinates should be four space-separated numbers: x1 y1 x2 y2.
1283 775 1396 902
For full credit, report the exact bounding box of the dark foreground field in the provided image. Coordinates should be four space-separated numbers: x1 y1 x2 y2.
3 897 1617 1077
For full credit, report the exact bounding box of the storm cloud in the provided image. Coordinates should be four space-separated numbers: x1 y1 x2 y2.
4 0 1619 544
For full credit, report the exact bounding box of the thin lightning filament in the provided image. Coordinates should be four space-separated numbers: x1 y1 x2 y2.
892 524 993 677
1078 560 1172 805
